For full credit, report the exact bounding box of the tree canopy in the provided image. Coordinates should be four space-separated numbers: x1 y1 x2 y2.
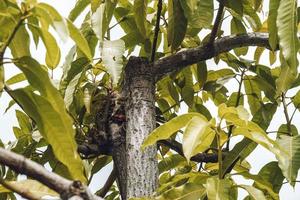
0 0 300 200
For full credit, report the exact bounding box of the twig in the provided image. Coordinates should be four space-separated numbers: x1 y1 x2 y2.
150 0 163 62
158 139 225 163
209 0 225 44
225 69 245 150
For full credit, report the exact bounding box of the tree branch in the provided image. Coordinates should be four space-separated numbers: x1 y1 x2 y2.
153 33 271 81
150 0 163 62
209 0 225 44
0 148 102 200
158 140 225 163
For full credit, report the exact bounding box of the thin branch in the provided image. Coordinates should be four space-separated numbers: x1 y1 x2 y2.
158 140 225 163
226 69 245 150
150 0 163 62
153 33 272 81
289 104 299 124
95 166 117 198
0 148 102 200
209 0 225 44
0 18 25 59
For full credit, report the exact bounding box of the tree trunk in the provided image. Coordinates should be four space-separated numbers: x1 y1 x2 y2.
123 57 158 199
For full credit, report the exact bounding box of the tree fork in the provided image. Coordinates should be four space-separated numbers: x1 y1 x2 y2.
123 57 158 199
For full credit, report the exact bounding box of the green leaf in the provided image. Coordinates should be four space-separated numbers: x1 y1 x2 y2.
268 0 280 50
181 0 214 29
91 3 105 40
158 154 187 174
225 0 243 16
5 73 26 85
133 0 148 38
0 66 4 92
238 185 266 200
276 62 297 95
277 0 299 71
12 57 85 182
181 67 194 107
193 62 207 90
9 25 30 58
0 179 58 198
231 17 248 56
38 27 61 69
101 39 125 85
255 161 284 194
36 3 69 41
168 0 188 50
15 110 31 134
183 116 214 161
278 124 298 137
157 182 206 200
239 171 280 200
91 0 117 41
68 0 90 22
243 0 262 31
244 76 262 115
206 177 232 200
142 113 207 149
292 89 300 110
276 135 300 186
67 19 92 60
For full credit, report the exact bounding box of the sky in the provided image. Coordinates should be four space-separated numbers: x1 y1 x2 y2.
0 0 300 199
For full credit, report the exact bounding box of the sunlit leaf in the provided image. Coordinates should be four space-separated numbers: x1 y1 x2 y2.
183 116 214 161
277 0 299 72
142 113 207 149
206 177 232 200
276 135 300 186
11 57 85 182
0 179 58 198
101 39 125 85
67 19 92 60
238 185 266 200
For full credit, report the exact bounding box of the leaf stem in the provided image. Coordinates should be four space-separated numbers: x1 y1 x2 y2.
225 69 245 150
282 92 292 135
216 127 223 179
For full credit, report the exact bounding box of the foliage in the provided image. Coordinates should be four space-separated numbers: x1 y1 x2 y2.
0 0 299 199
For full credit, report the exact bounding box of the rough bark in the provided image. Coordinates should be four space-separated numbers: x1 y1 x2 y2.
123 57 158 199
153 33 271 81
0 148 102 200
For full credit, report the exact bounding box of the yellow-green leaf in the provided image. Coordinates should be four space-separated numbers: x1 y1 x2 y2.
12 57 86 182
206 177 232 200
38 28 61 69
142 113 206 149
0 179 58 198
67 19 92 60
133 0 148 38
167 0 187 50
238 185 266 200
277 0 299 71
183 116 214 161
